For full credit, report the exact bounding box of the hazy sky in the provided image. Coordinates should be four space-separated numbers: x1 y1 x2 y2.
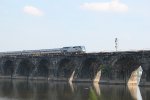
0 0 149 52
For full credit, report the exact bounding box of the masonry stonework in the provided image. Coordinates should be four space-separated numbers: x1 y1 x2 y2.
0 51 150 86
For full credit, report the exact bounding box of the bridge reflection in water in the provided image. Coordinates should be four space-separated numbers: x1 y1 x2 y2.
0 80 150 100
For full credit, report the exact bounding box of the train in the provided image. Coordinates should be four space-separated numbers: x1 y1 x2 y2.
0 46 86 56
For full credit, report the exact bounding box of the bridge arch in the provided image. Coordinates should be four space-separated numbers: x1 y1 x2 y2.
37 59 50 77
57 58 75 78
145 67 150 81
111 55 140 80
3 60 15 76
80 58 100 79
17 59 35 77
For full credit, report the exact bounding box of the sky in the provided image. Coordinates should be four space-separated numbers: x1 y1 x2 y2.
0 0 150 52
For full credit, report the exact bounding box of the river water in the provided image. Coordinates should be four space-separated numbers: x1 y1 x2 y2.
0 79 149 100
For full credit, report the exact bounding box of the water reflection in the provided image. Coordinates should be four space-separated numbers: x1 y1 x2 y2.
128 85 142 100
68 81 74 92
0 79 149 100
93 83 101 96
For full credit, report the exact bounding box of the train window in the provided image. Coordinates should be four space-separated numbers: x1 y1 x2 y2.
63 47 69 49
73 46 80 48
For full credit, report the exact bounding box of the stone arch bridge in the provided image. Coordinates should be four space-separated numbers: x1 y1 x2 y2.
0 50 150 86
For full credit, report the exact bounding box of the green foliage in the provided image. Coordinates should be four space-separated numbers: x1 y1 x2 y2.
99 65 111 74
99 64 112 78
88 88 98 100
88 87 102 100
